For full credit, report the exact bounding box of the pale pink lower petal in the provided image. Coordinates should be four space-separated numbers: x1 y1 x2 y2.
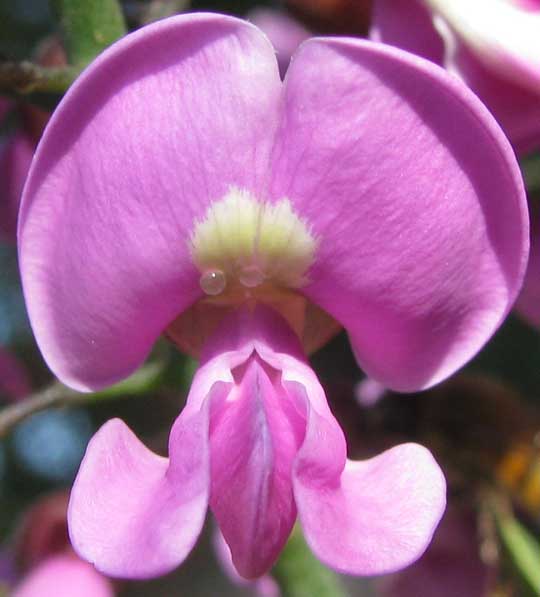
293 394 446 575
13 554 114 597
19 13 282 391
210 354 304 579
68 409 210 578
271 38 527 391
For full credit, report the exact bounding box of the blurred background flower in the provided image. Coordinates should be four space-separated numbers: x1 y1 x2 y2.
11 491 115 596
371 0 540 334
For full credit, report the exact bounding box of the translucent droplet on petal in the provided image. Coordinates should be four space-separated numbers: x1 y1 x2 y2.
200 270 226 296
239 265 264 288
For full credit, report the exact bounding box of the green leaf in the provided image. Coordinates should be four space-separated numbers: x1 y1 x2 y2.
495 510 540 596
90 360 165 400
272 526 349 597
160 349 198 393
140 0 189 24
50 0 126 66
520 151 540 196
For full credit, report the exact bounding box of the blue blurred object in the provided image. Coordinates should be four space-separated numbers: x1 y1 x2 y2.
0 0 51 26
0 246 31 345
12 408 94 483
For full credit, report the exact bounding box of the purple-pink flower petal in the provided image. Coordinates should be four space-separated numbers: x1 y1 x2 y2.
13 554 114 597
213 527 281 596
68 412 210 578
270 37 528 391
209 355 303 578
19 13 282 391
294 403 446 575
20 14 527 394
69 303 447 579
204 306 445 576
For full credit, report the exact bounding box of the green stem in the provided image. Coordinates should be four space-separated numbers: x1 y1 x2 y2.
0 381 83 438
0 361 164 438
272 527 349 597
492 498 540 596
0 61 78 95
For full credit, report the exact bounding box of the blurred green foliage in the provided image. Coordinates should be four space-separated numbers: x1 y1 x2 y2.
495 506 540 597
273 526 349 597
50 0 126 66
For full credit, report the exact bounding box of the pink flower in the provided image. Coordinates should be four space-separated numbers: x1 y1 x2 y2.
11 492 114 597
18 13 527 580
13 555 114 597
371 0 540 156
69 305 446 578
372 1 540 326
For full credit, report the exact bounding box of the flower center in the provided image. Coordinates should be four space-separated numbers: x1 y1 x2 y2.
166 188 340 356
190 187 318 298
